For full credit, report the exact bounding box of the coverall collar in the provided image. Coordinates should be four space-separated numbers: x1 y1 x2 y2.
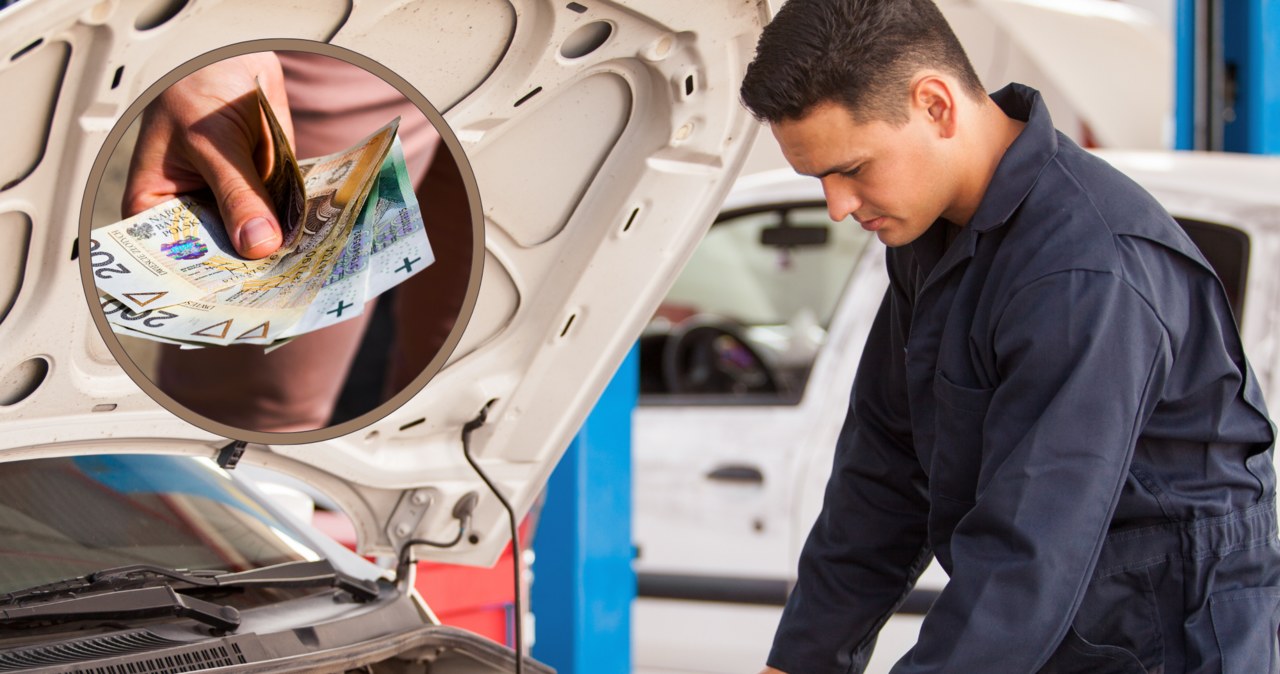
905 84 1059 282
966 83 1060 233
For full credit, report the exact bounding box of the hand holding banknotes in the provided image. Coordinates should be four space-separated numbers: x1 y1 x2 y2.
95 52 430 349
122 51 293 259
96 50 461 433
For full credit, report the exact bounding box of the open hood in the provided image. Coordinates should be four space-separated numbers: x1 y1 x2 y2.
0 0 768 565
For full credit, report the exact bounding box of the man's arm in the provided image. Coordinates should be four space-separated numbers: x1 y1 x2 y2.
767 281 932 674
891 269 1169 673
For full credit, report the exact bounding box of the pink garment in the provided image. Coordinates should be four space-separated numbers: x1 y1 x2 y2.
277 51 440 186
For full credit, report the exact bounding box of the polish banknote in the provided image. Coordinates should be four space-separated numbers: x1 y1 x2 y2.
90 90 434 349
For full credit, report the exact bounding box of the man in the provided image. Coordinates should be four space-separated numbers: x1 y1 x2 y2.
739 1 1280 672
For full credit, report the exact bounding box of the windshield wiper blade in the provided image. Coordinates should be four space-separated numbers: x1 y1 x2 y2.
0 586 240 632
1 566 220 605
210 560 380 600
2 560 379 607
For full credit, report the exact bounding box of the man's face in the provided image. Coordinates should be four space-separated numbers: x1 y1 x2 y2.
771 100 951 248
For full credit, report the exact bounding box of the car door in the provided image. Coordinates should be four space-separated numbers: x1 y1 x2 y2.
632 194 890 672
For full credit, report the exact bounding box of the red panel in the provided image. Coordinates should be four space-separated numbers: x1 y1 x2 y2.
416 551 515 613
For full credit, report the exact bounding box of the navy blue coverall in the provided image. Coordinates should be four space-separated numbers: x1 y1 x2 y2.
767 85 1280 674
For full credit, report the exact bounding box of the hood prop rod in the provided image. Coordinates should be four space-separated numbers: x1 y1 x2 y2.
396 401 526 674
460 401 526 674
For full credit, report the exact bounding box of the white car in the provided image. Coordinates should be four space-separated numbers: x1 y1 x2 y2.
632 153 1280 673
0 0 767 671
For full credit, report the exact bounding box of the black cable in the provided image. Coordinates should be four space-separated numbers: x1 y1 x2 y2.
396 491 481 582
395 521 468 584
404 526 466 549
460 402 524 674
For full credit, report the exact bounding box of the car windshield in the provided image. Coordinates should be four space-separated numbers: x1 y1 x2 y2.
663 205 869 328
640 202 876 401
0 454 325 595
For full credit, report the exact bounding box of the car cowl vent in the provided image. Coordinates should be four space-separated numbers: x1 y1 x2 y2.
0 630 247 673
0 631 180 671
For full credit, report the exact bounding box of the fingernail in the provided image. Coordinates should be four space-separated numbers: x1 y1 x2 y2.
239 217 277 252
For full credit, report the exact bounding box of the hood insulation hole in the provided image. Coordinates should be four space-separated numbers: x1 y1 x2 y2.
10 39 43 61
560 21 611 59
0 357 49 406
134 0 188 30
567 2 587 12
514 87 542 107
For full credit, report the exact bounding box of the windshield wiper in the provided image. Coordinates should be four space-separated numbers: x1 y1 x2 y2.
207 560 380 599
0 586 240 632
2 559 380 608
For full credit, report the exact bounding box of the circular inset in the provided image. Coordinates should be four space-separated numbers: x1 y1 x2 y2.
0 356 49 406
78 40 484 445
560 21 612 59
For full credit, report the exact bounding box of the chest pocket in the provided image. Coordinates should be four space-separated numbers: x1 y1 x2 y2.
930 370 996 504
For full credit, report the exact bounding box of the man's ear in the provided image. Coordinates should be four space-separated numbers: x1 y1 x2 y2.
911 75 958 140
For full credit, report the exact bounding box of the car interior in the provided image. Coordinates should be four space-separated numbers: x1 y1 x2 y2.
639 201 875 405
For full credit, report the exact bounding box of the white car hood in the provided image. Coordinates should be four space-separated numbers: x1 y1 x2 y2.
0 0 768 564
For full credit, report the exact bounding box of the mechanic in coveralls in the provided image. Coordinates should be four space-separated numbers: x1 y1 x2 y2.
742 1 1280 672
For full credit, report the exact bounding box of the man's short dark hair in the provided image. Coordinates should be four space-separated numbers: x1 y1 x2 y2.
741 0 987 125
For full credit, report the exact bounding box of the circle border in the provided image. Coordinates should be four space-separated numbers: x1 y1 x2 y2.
77 38 485 446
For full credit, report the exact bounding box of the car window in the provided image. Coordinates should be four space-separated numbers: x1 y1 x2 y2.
1176 217 1249 326
639 203 874 404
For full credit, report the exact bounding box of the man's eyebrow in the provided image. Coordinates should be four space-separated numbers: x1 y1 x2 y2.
810 160 865 179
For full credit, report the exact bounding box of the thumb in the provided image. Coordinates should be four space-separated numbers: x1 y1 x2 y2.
193 145 283 260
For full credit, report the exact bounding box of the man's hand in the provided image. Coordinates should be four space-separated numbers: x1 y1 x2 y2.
123 52 292 259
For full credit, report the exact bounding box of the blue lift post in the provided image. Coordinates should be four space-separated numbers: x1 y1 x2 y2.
1175 0 1279 154
530 347 638 673
1175 0 1198 150
1222 0 1280 154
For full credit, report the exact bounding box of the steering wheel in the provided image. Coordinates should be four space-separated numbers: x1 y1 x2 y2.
660 317 780 395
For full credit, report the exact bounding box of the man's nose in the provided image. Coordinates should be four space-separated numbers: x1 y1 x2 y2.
820 177 861 223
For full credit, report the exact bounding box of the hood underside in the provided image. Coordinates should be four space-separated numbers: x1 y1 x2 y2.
0 0 769 564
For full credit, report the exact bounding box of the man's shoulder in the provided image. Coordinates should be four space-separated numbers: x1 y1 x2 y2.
1003 138 1208 282
1031 138 1170 240
975 138 1224 327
